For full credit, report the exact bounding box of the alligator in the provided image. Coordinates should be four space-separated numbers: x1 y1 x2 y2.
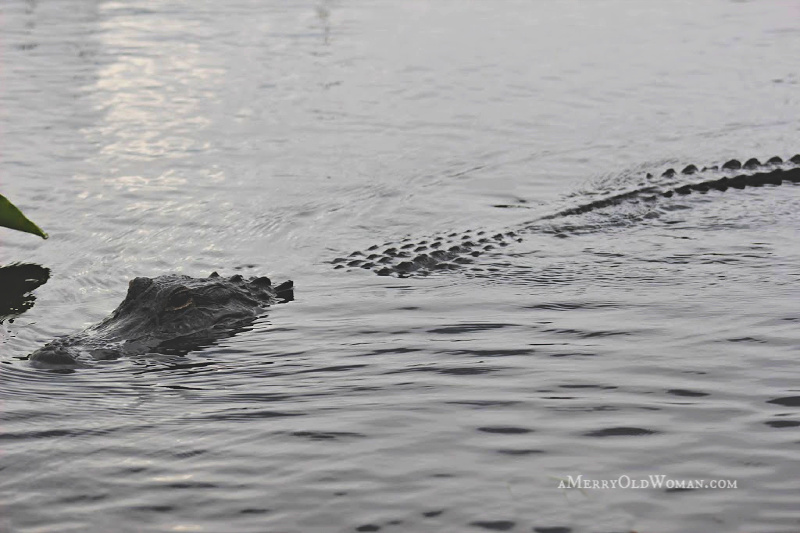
29 272 293 366
20 154 800 365
332 154 800 277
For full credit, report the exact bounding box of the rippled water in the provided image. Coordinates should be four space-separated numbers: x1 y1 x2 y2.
2 1 799 532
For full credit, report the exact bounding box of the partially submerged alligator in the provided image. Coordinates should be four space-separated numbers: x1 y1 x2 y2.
22 153 800 366
29 272 293 366
332 155 800 277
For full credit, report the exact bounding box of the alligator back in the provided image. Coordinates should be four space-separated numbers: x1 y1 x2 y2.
332 155 800 277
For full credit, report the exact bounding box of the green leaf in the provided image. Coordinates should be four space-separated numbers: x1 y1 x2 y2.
0 193 48 239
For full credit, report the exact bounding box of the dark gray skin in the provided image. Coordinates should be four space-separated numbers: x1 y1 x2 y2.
334 154 800 277
29 272 293 366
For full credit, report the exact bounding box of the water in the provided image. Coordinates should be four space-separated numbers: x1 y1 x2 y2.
1 1 799 531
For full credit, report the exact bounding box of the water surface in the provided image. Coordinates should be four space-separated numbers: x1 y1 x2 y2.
1 1 799 532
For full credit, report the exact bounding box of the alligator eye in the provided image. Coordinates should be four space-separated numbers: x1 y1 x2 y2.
165 291 193 311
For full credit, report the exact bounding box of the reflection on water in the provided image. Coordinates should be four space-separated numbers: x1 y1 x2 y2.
1 1 800 532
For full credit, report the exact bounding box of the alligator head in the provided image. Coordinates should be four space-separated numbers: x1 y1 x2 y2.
29 272 293 366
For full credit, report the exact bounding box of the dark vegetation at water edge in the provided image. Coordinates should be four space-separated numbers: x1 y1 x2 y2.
0 193 47 239
0 263 50 323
